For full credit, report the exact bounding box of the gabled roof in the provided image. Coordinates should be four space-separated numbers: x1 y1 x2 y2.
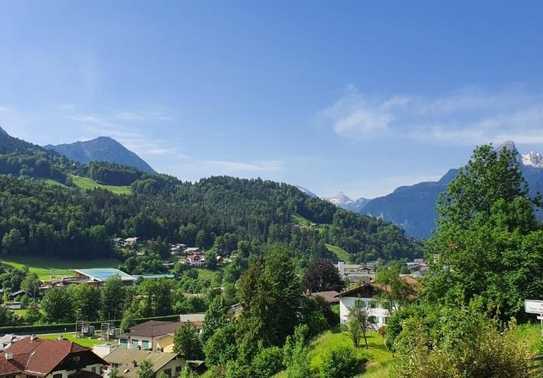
336 283 380 298
309 291 340 304
1 337 107 376
123 320 184 338
179 313 205 328
104 349 178 378
336 276 420 299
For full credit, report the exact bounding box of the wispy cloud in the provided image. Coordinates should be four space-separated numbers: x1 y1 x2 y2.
322 86 543 145
203 159 283 174
67 110 283 177
66 111 177 156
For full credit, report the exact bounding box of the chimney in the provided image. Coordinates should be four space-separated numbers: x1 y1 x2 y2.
30 335 36 342
5 352 13 360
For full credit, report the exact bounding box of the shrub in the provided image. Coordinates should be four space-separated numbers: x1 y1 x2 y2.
392 305 531 378
251 346 284 377
319 346 364 378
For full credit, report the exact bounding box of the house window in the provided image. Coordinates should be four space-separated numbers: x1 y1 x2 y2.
175 366 182 373
164 368 172 377
142 340 151 350
53 374 63 378
368 316 377 324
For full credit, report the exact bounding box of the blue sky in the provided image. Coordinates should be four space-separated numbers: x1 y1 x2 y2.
1 1 543 198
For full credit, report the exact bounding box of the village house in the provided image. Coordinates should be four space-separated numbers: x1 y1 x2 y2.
337 283 391 329
185 253 205 267
103 349 182 378
336 261 377 284
169 244 186 256
119 315 204 352
336 277 418 329
0 337 107 378
182 247 201 255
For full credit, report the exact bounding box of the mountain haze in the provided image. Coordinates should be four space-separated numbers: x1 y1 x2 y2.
47 137 156 174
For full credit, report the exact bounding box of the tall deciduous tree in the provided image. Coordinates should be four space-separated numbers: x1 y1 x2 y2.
42 287 74 323
100 277 126 320
174 323 203 360
302 259 344 293
425 144 543 320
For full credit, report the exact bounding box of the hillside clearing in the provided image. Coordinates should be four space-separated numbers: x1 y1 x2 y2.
326 244 352 263
70 175 132 195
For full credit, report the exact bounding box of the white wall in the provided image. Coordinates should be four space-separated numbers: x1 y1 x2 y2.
339 297 391 329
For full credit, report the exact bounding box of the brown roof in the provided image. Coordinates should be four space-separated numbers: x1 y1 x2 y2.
0 337 107 377
125 320 184 338
310 291 340 304
103 349 179 378
0 352 25 376
337 276 420 299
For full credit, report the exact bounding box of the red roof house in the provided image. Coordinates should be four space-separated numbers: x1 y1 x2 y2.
0 337 107 377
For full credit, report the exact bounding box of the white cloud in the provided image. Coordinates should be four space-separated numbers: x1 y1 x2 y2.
323 86 543 145
204 160 283 174
322 90 394 137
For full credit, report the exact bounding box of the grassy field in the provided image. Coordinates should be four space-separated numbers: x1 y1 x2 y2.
42 179 69 188
293 214 318 228
308 330 392 377
2 256 121 281
515 323 542 353
70 175 132 195
41 332 105 348
326 244 352 263
195 268 222 284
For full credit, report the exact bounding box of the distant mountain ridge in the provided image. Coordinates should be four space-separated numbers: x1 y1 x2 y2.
46 137 156 174
353 142 543 239
325 192 370 213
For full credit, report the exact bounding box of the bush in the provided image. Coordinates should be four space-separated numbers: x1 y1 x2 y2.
320 346 364 378
251 346 284 377
392 305 531 378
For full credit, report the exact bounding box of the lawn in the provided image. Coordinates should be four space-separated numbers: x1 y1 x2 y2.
70 175 132 195
195 268 222 284
326 244 352 263
41 332 105 348
2 256 121 281
293 214 317 228
308 330 393 377
515 323 542 353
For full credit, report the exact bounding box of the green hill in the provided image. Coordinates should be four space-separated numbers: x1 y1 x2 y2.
0 128 421 262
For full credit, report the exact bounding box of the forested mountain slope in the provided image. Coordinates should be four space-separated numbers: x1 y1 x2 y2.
0 127 421 262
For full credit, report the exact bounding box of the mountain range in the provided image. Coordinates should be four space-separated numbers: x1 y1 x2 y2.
46 137 156 174
329 143 543 239
325 193 370 213
0 125 420 262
